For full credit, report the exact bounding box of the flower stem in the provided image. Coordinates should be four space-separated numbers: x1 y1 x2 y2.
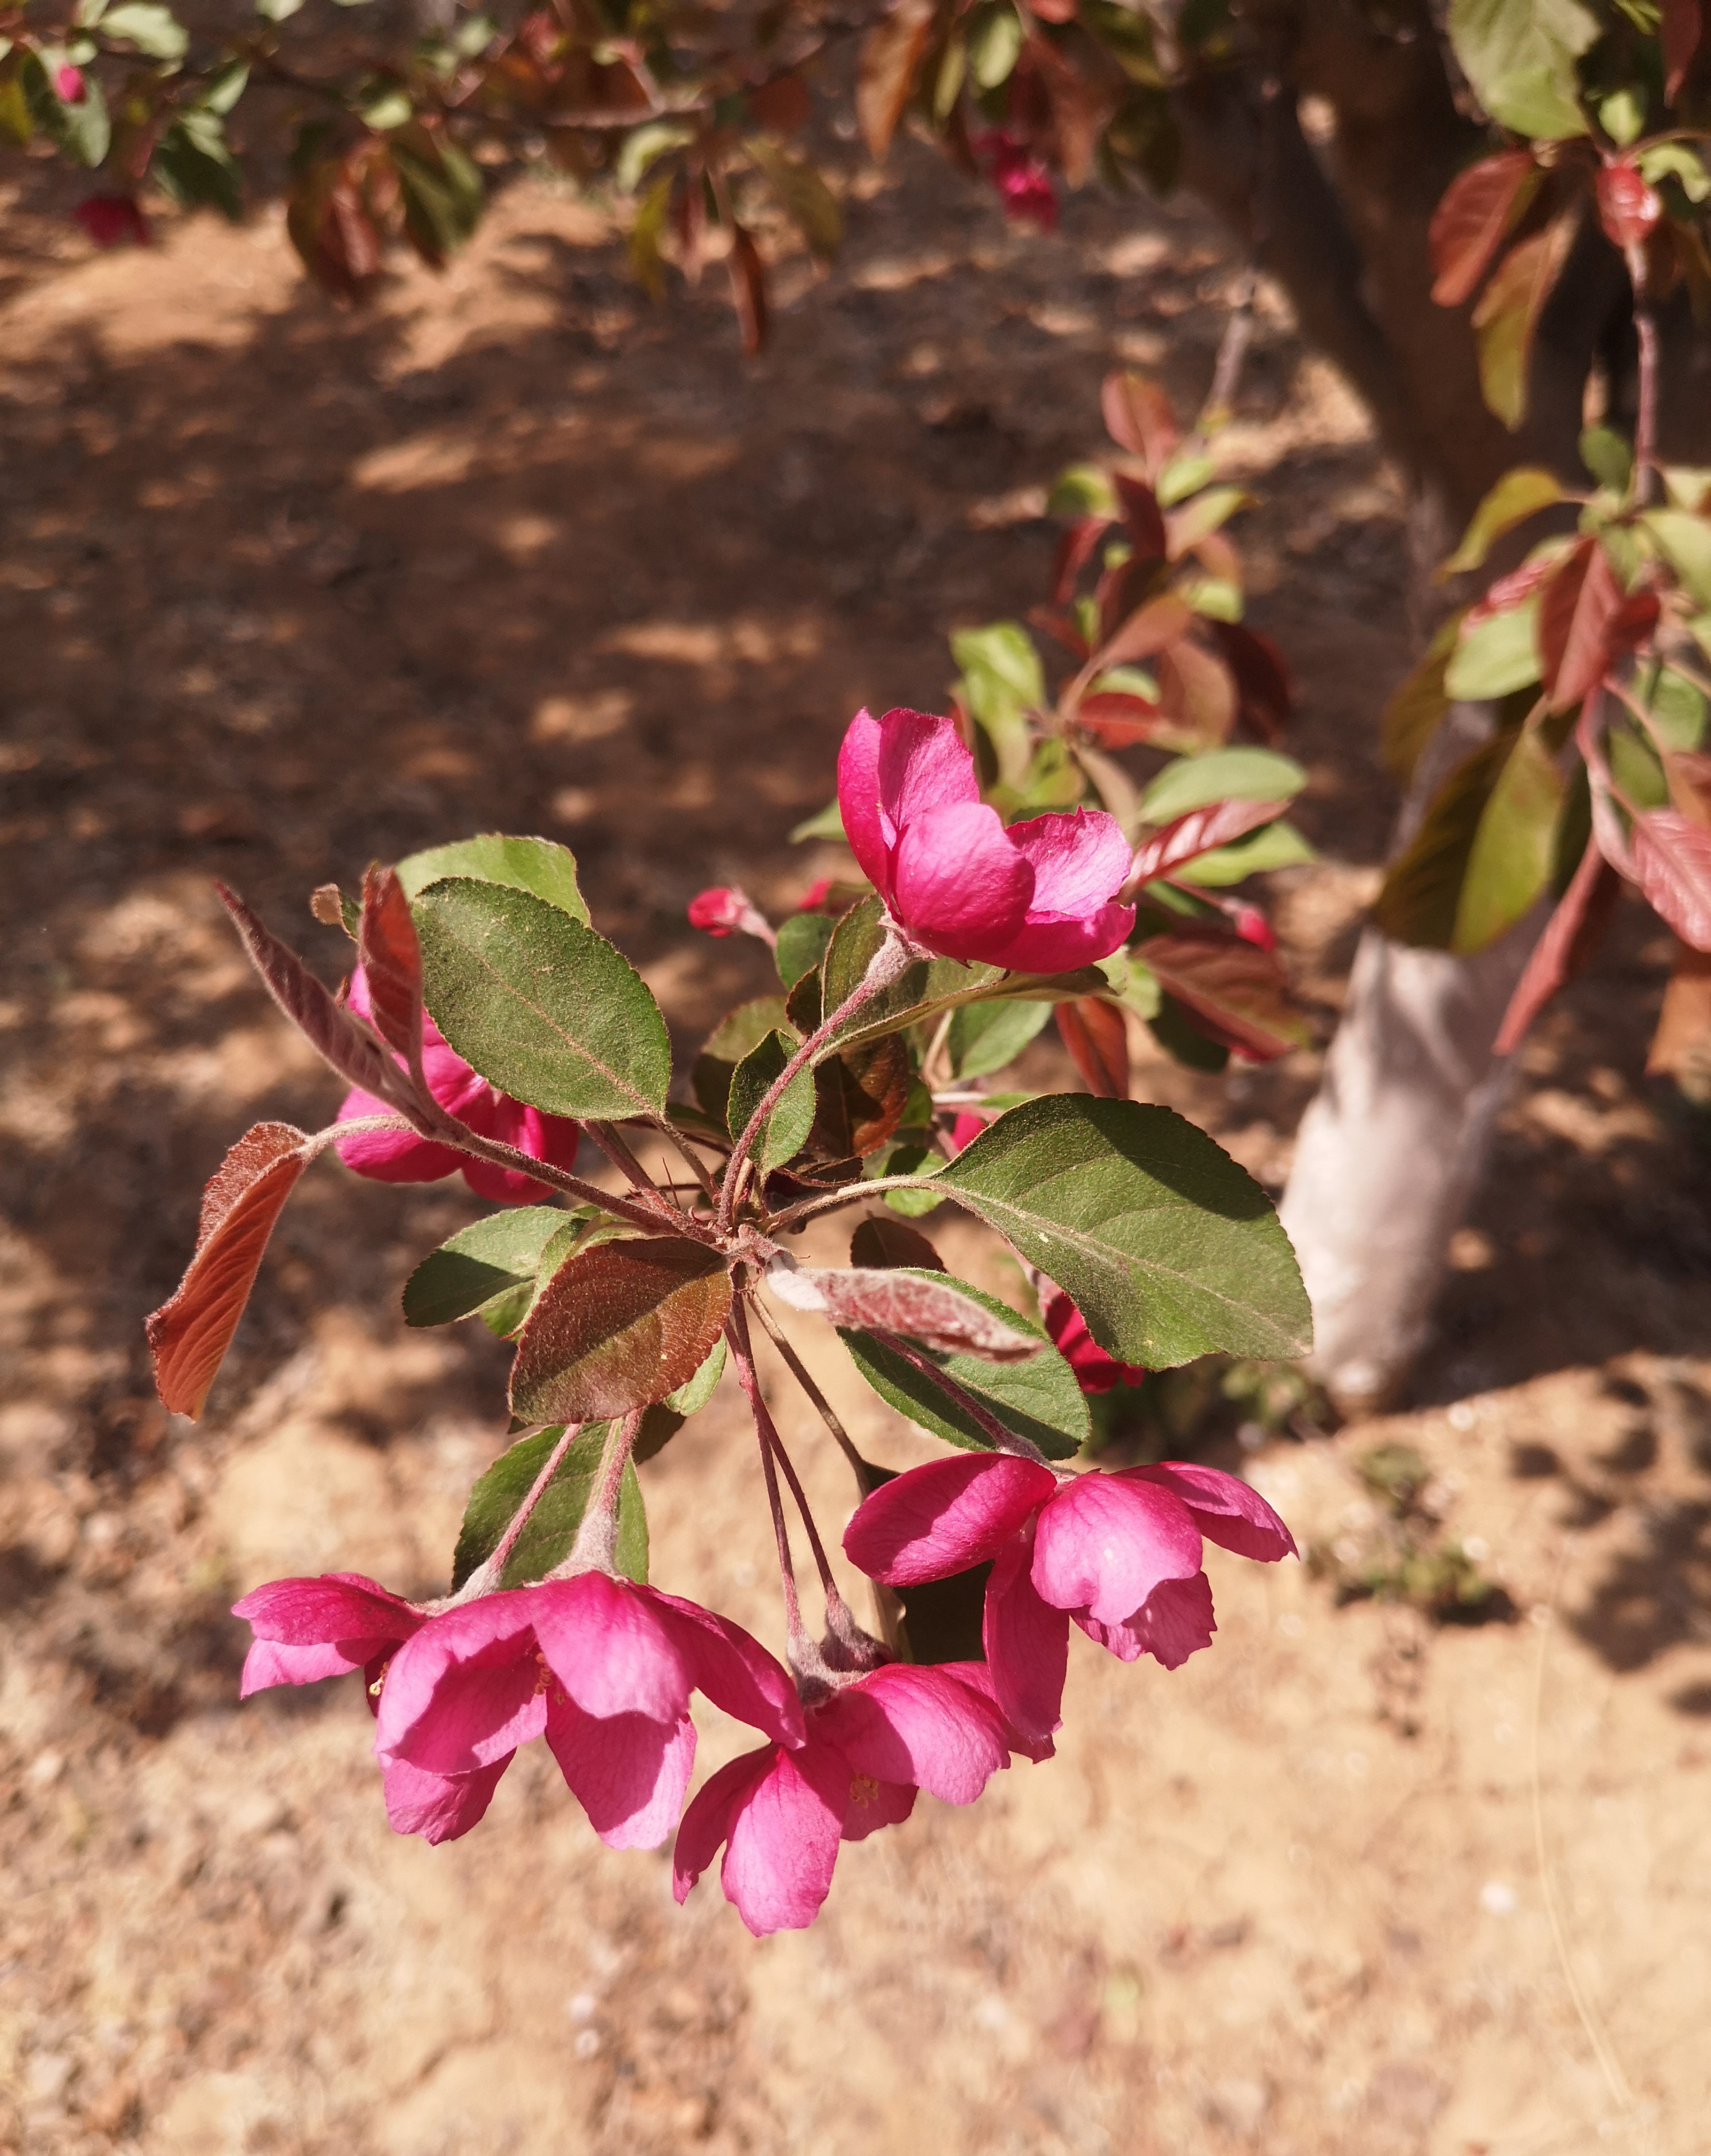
413 1098 685 1237
875 1331 1055 1466
726 1300 822 1671
454 1421 583 1598
562 1410 643 1576
1627 241 1659 506
717 932 914 1233
747 1292 870 1492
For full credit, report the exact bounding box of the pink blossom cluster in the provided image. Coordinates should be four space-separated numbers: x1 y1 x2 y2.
971 129 1059 232
235 1452 1291 1934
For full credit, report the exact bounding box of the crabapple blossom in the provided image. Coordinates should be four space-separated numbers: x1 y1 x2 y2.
1042 1288 1149 1394
672 1661 1014 1935
333 963 581 1202
837 707 1134 972
843 1453 1296 1743
972 130 1059 232
686 885 775 943
373 1572 803 1850
73 195 150 249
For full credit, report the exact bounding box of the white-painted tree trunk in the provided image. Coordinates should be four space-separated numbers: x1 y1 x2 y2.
1277 706 1546 1412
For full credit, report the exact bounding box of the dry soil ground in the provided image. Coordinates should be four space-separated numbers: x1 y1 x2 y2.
4 103 1711 2156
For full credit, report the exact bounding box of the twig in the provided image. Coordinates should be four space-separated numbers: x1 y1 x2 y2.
748 1292 870 1488
874 1331 1052 1465
1626 243 1659 507
454 1422 582 1596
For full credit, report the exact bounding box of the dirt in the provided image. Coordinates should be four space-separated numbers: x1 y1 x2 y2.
4 108 1711 2156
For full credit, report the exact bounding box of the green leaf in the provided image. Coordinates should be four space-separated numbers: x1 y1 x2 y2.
1445 597 1542 700
1452 726 1564 951
789 797 846 843
415 879 670 1120
1382 614 1462 784
392 134 484 264
1579 426 1632 494
1156 452 1214 506
1148 995 1229 1071
952 622 1044 785
935 1096 1312 1366
255 0 306 17
1046 463 1118 520
99 2 188 59
728 1028 815 1170
397 834 588 921
749 141 842 260
616 120 693 195
634 1337 727 1463
1440 467 1566 579
947 997 1052 1079
628 170 673 300
693 996 790 1128
1471 220 1575 430
1636 143 1711 202
1641 510 1711 608
1179 575 1244 622
1374 737 1508 949
969 4 1023 87
1644 666 1708 752
1174 818 1315 885
1138 747 1306 824
839 1275 1087 1458
152 114 243 220
510 1236 733 1423
451 1426 647 1590
1447 0 1595 139
403 1206 571 1331
775 909 834 990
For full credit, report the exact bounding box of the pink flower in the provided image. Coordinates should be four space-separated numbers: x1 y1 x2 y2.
74 194 151 249
672 1661 1014 1935
972 130 1058 232
1042 1289 1148 1394
233 1571 505 1844
687 886 769 940
333 963 581 1202
1232 904 1277 953
837 708 1134 973
946 1109 989 1156
843 1454 1296 1742
54 63 86 102
796 876 836 913
373 1573 804 1851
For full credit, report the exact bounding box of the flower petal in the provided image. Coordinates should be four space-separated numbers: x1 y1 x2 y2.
531 1574 692 1726
648 1589 806 1746
839 1775 916 1843
720 1742 850 1936
232 1571 420 1646
1006 808 1134 919
333 1086 465 1183
1124 1462 1297 1562
240 1638 389 1696
843 1453 1057 1586
1075 1570 1216 1669
373 1593 546 1773
980 900 1137 975
981 1530 1069 1746
938 1654 1057 1762
381 1755 511 1844
1031 1471 1203 1625
814 1663 1010 1806
835 708 892 897
546 1697 697 1850
673 1746 776 1906
890 802 1032 963
874 707 981 841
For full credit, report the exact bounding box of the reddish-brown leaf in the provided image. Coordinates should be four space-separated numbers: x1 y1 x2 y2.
1470 214 1578 431
1100 371 1179 479
358 864 423 1064
1113 474 1167 562
1429 151 1542 308
1494 837 1622 1055
146 1123 312 1419
1537 539 1622 711
1050 514 1112 604
727 225 769 355
216 882 404 1103
1208 621 1294 741
1156 637 1238 746
1466 555 1556 625
509 1236 733 1423
1647 940 1711 1077
1662 0 1704 102
1089 591 1193 672
850 1218 946 1271
1075 691 1169 747
808 1032 911 1160
1131 796 1286 883
1665 748 1711 828
1628 809 1711 949
747 72 812 134
1597 162 1663 249
768 1262 1042 1361
1140 933 1306 1061
856 0 934 161
1054 997 1129 1097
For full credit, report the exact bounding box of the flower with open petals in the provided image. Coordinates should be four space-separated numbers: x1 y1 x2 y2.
333 963 581 1202
837 707 1134 973
672 1662 1014 1935
233 1571 505 1844
1042 1289 1148 1394
843 1454 1295 1743
374 1574 803 1850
